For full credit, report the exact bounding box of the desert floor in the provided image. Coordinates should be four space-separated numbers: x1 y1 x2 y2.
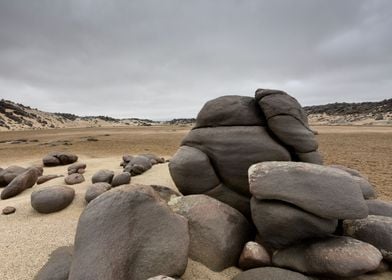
0 125 391 280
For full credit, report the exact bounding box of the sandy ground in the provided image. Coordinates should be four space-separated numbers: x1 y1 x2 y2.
0 125 391 279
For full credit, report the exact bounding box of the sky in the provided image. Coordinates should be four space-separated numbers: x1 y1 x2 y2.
0 0 391 119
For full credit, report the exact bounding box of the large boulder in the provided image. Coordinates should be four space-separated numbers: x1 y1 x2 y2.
272 236 382 277
343 215 392 261
169 91 323 216
123 155 153 176
168 194 251 271
249 161 368 219
0 165 27 187
68 185 189 280
251 199 337 248
43 152 78 167
255 89 322 164
1 167 40 199
31 186 75 213
111 172 131 188
233 267 309 280
366 200 392 217
34 246 73 280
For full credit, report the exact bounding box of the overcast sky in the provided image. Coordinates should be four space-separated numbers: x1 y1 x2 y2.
0 0 391 119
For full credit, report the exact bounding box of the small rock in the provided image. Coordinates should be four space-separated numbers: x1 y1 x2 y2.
233 267 309 280
111 172 131 188
2 206 16 215
1 168 40 199
343 215 392 261
168 194 251 271
85 183 111 203
91 169 114 184
64 173 85 185
34 246 73 280
37 174 64 185
31 186 75 213
67 163 87 175
272 236 382 277
238 241 271 270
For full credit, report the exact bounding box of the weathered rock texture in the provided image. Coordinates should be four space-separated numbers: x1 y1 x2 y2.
34 246 73 280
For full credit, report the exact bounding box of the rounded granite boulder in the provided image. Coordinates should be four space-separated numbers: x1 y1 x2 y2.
31 186 75 213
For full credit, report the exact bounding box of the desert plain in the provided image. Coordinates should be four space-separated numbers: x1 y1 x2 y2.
0 125 391 280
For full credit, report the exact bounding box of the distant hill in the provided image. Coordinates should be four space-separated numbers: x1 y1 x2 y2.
0 99 161 131
304 99 392 126
1 98 391 131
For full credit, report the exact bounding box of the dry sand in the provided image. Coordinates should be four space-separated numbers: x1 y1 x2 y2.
0 125 391 279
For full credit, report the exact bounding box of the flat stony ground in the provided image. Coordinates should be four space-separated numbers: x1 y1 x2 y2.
1 125 391 199
0 125 391 280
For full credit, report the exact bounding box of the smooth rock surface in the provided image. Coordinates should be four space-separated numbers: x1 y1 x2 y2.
343 215 392 261
84 183 111 203
34 246 73 280
366 200 392 217
168 194 251 271
251 199 338 248
0 165 26 187
31 186 75 213
272 236 382 277
238 241 271 270
233 267 309 280
91 169 114 184
69 185 189 280
249 161 368 219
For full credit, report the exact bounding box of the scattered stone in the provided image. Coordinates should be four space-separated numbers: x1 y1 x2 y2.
33 246 73 280
2 206 16 215
233 267 309 280
91 169 114 184
68 185 189 280
123 155 152 176
86 137 98 141
249 161 368 219
85 183 112 203
0 165 27 187
64 173 85 185
67 162 86 175
343 215 392 261
111 172 131 188
1 167 40 199
272 236 382 278
37 174 64 185
366 200 392 217
43 152 78 167
251 199 337 248
31 186 75 213
168 194 251 271
238 241 271 270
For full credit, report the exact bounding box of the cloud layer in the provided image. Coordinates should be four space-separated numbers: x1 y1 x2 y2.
0 0 391 119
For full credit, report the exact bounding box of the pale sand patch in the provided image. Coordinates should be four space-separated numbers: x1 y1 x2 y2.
0 155 240 280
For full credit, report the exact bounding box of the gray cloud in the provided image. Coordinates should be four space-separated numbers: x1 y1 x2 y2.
0 0 391 119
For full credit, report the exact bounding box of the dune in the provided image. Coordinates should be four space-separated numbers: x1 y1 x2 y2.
0 155 240 280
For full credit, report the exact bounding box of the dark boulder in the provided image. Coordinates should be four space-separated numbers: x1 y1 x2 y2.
43 152 78 166
233 267 309 280
272 236 382 278
34 246 73 280
249 161 368 219
0 165 27 187
123 155 152 176
111 172 131 188
251 199 337 248
67 163 87 175
238 241 271 270
168 194 251 271
343 215 392 261
31 186 75 213
68 185 189 280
